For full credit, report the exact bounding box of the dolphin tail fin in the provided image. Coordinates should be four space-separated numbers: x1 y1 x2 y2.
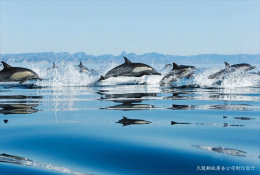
224 62 231 68
123 56 132 64
1 61 12 69
172 62 179 70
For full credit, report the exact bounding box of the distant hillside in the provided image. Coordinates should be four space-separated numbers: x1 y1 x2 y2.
1 52 259 65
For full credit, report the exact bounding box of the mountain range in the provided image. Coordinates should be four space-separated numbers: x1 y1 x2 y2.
1 51 259 65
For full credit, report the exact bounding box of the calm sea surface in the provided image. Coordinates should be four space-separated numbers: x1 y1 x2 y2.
0 84 259 175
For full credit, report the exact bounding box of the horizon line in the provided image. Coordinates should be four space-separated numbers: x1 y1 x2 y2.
1 51 260 57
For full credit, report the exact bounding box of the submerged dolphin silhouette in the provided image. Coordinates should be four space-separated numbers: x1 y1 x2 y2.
98 57 161 81
0 61 40 83
160 62 196 84
116 116 152 126
208 62 256 79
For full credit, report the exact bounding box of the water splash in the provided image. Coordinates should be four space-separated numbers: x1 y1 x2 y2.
1 59 259 88
194 68 260 88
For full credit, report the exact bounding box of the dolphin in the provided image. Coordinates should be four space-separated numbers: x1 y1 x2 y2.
0 61 40 83
192 145 247 157
163 64 172 70
250 71 260 76
98 56 161 81
47 62 57 71
51 62 57 69
208 62 256 79
160 62 196 84
171 121 191 125
116 116 152 126
0 153 34 166
160 64 172 72
77 61 90 73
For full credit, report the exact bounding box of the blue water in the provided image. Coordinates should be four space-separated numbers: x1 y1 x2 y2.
0 84 259 175
0 58 260 174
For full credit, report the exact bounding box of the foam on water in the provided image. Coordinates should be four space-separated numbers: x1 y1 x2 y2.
194 68 260 88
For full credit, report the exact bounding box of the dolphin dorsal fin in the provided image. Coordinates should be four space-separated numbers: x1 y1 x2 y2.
79 61 83 66
224 62 231 68
52 62 56 68
172 62 179 70
123 57 132 64
123 116 128 119
1 61 12 69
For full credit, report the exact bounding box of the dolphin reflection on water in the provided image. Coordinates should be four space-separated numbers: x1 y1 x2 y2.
102 103 154 111
99 91 157 103
0 95 41 115
0 102 40 115
169 104 195 110
99 91 157 110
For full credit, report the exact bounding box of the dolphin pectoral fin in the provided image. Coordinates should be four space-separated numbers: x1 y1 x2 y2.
224 62 231 68
1 61 12 69
19 78 29 84
123 56 132 64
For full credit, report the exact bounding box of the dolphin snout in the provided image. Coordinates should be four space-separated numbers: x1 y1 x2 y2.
32 73 40 80
153 71 161 75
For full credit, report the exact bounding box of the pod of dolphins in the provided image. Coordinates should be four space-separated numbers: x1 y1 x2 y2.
0 57 258 85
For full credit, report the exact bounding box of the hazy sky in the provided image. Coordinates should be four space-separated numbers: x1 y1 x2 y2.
0 0 259 55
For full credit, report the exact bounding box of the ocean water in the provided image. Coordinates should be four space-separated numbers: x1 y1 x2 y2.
0 60 260 175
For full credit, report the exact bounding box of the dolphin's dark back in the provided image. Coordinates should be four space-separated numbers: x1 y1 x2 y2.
102 57 160 80
160 63 196 84
0 62 40 83
104 63 133 79
208 62 255 79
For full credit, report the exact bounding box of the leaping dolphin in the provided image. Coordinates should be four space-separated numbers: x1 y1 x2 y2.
0 61 40 83
77 61 90 73
98 57 161 81
208 62 256 79
47 62 57 71
160 62 196 84
52 62 57 69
